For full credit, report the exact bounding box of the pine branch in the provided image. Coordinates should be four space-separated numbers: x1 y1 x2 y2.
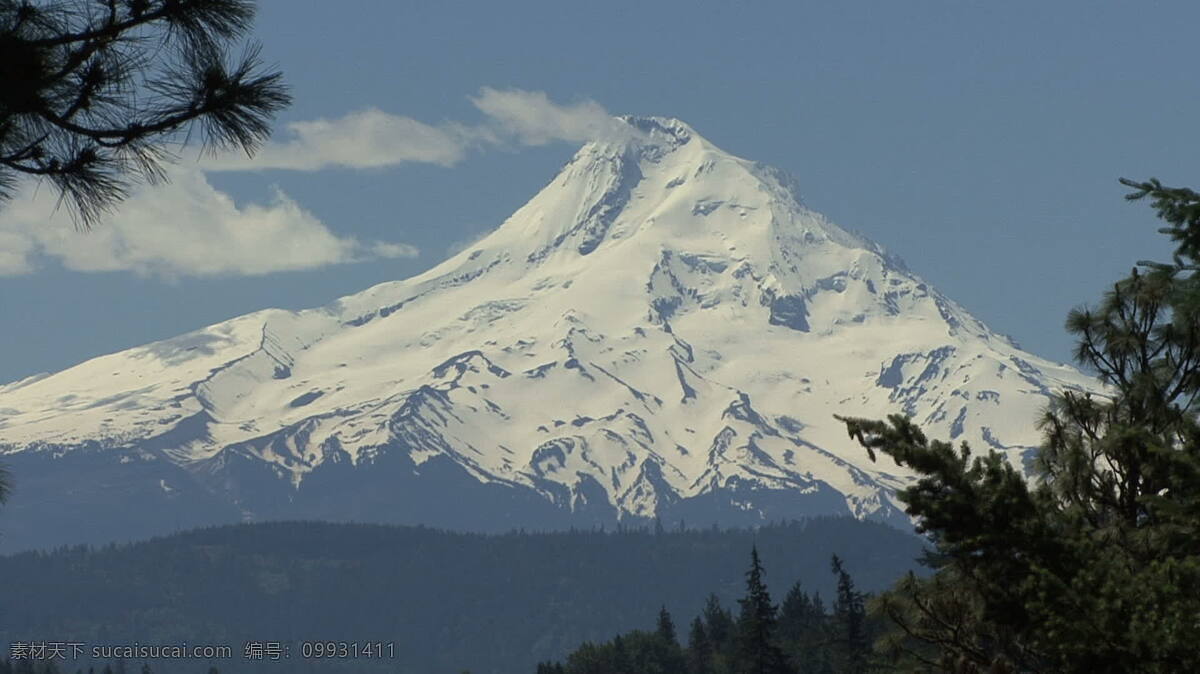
0 0 289 227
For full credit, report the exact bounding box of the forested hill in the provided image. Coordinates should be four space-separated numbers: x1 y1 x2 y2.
0 518 923 674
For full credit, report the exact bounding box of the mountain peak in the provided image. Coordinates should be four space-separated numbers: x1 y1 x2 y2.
0 117 1097 552
478 114 862 272
615 115 695 148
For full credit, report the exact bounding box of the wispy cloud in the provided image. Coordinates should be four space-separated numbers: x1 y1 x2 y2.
470 87 640 146
0 227 37 276
207 88 638 173
205 108 472 171
2 88 627 277
0 168 416 278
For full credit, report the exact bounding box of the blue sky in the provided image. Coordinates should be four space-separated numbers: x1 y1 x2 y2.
1 0 1195 384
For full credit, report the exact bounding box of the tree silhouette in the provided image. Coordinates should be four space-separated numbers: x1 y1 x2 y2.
0 0 289 227
838 178 1200 670
734 546 791 674
656 605 677 645
688 616 715 674
830 555 867 674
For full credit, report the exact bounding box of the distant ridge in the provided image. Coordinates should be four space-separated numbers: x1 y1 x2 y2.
0 518 926 673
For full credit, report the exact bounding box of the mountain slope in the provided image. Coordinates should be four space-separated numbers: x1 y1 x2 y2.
0 117 1093 551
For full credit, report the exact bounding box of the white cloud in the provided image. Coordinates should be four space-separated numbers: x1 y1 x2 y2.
206 108 471 172
0 168 417 278
0 228 36 275
0 88 628 277
206 88 637 173
470 87 640 146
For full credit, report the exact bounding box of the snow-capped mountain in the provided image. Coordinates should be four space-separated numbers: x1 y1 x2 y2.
0 117 1092 551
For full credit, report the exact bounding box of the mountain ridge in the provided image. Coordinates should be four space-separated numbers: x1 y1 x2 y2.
0 116 1094 551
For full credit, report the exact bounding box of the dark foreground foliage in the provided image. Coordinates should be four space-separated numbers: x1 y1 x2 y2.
539 548 876 673
832 179 1200 673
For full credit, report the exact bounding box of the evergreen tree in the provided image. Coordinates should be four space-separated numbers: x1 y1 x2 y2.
0 0 290 227
610 634 631 674
657 605 677 645
631 630 690 674
688 616 715 674
777 582 830 673
838 178 1200 671
829 556 867 674
653 607 689 673
734 546 791 674
562 642 609 674
0 462 8 510
702 593 735 653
